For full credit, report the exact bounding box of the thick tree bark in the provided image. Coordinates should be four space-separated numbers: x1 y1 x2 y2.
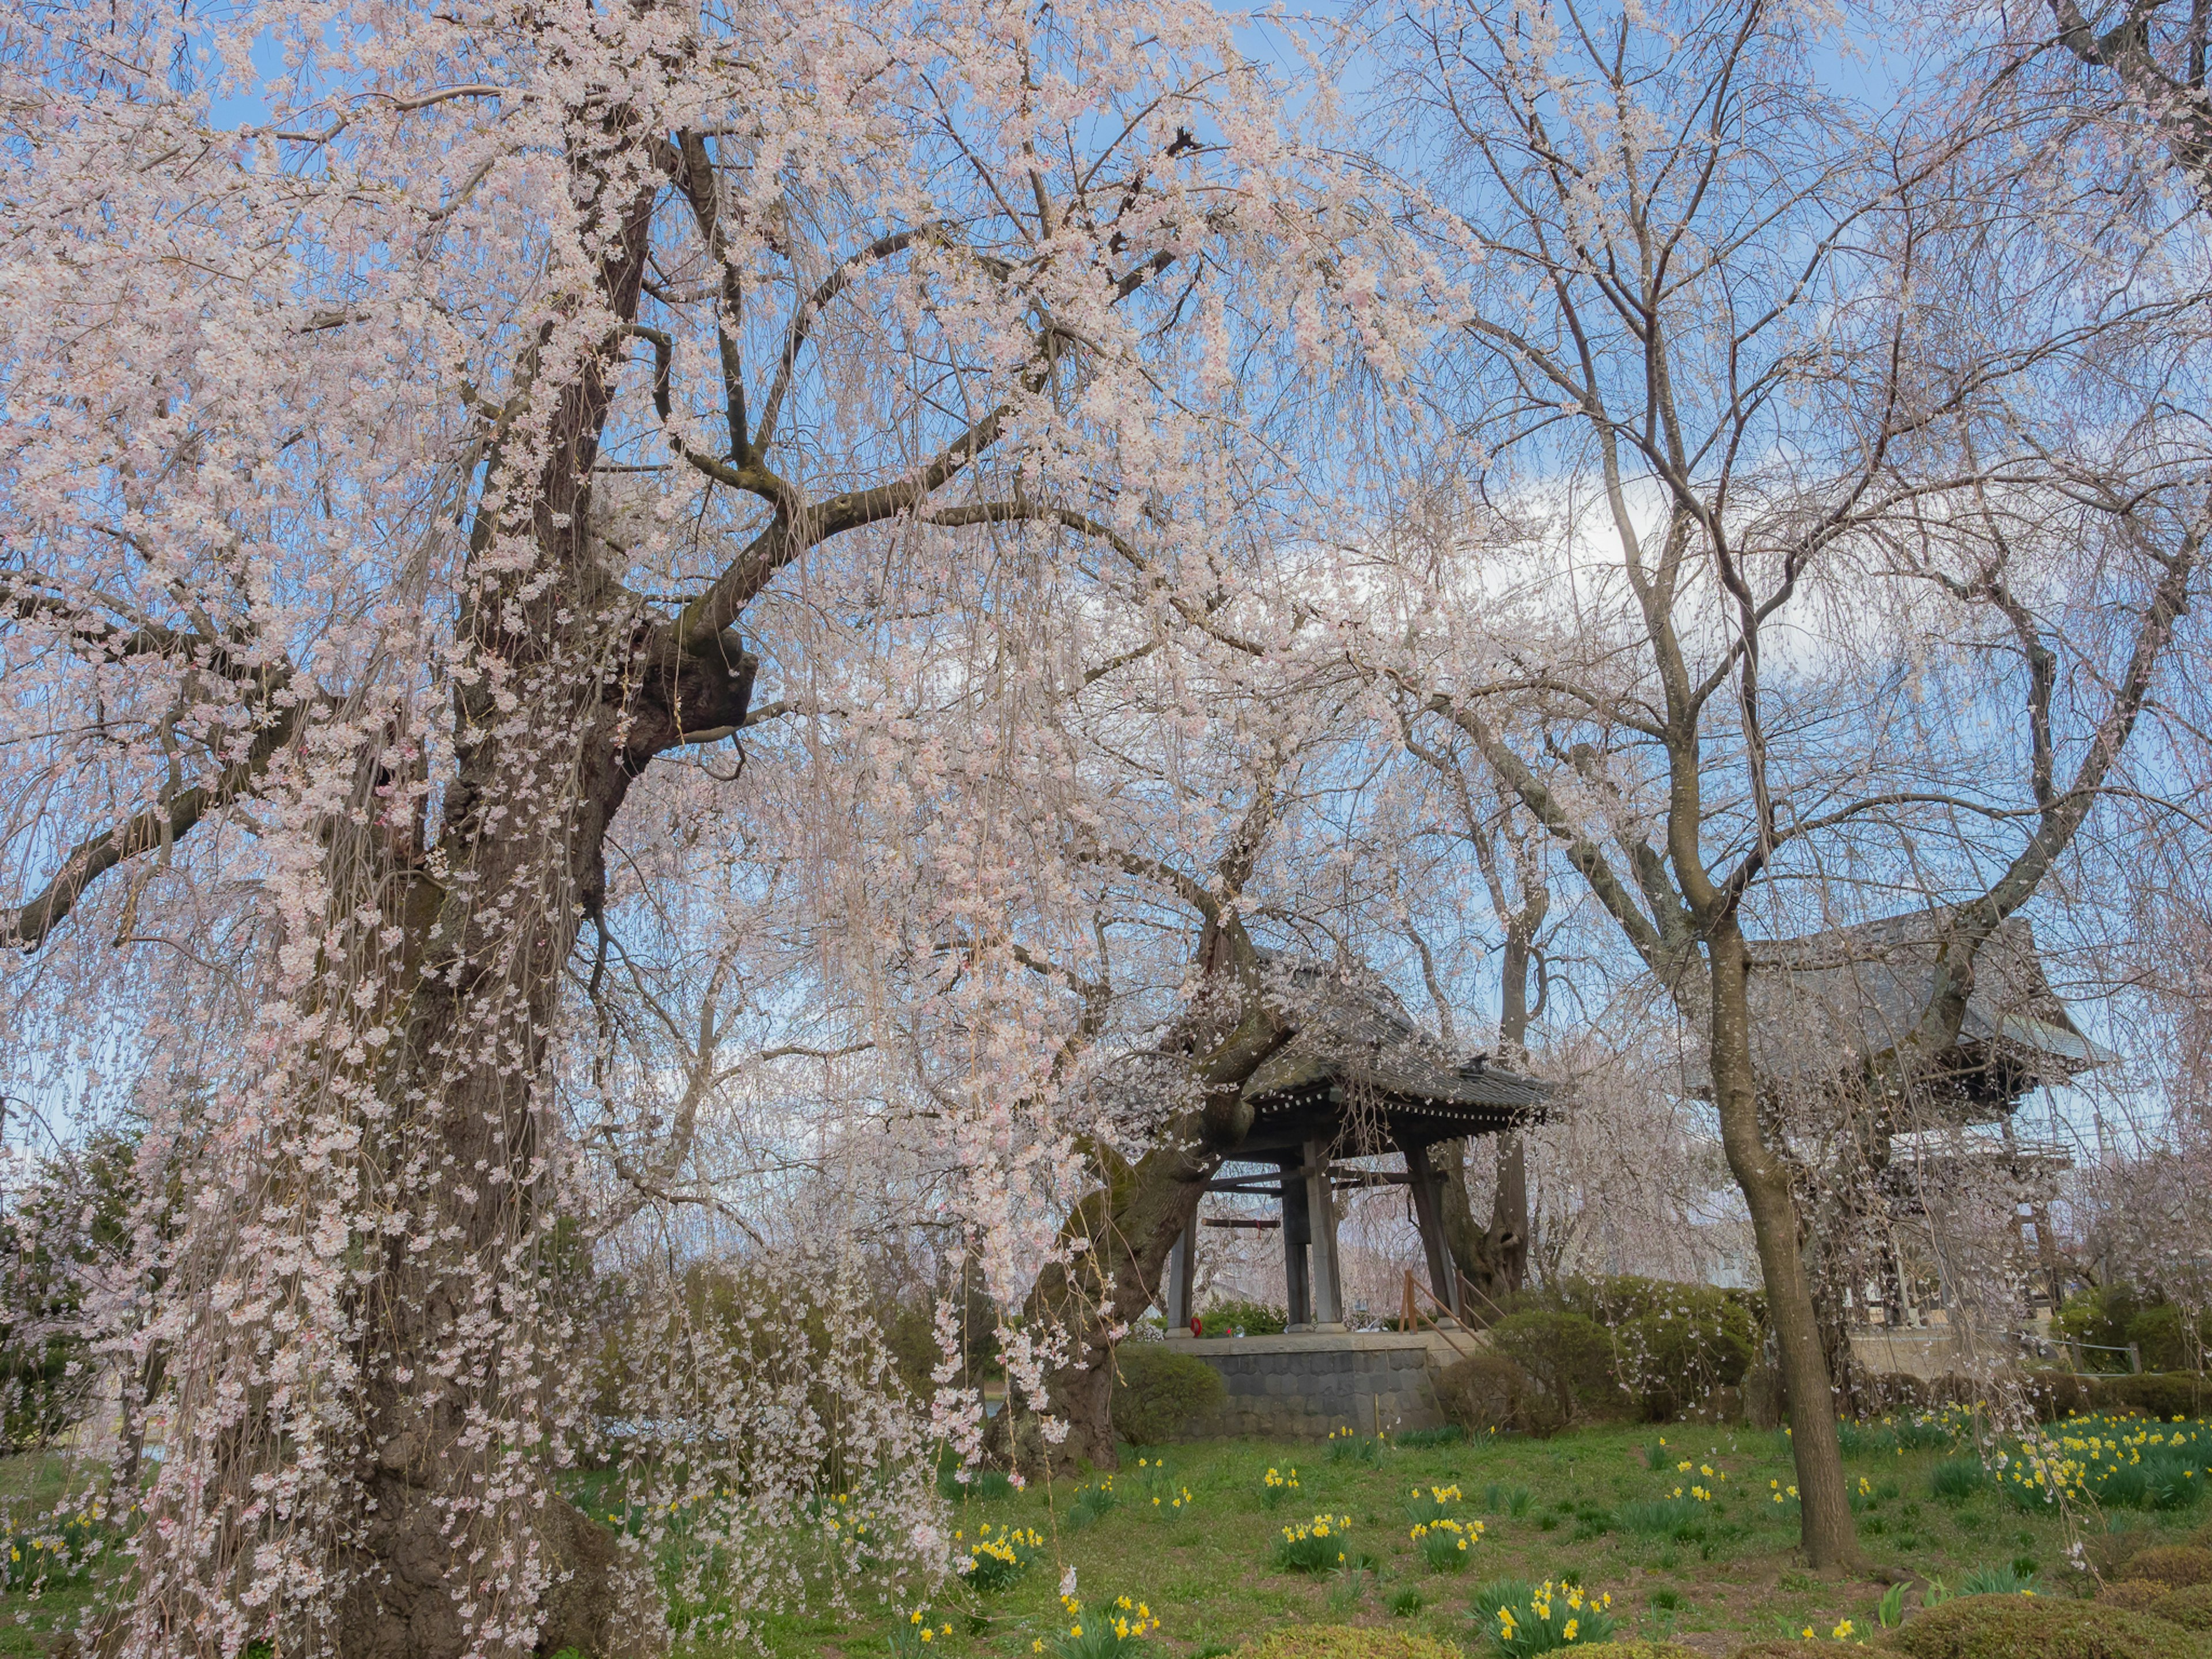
1015 952 1293 1471
332 612 755 1656
1707 923 1859 1570
1438 906 1539 1313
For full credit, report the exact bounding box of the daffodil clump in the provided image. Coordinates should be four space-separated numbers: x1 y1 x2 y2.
1668 1460 1726 1503
1796 1618 1857 1641
816 1490 884 1567
889 1608 957 1658
1069 1476 1118 1529
1133 1457 1194 1514
0 1507 128 1593
1998 1412 2208 1512
1410 1515 1482 1571
1406 1482 1465 1526
1475 1577 1616 1656
956 1521 1045 1592
1325 1425 1383 1464
1274 1512 1353 1574
1259 1465 1301 1509
1036 1592 1161 1658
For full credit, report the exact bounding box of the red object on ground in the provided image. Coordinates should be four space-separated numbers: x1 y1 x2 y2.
1190 1316 1203 1338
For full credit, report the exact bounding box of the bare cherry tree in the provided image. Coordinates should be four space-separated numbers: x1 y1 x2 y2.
1356 0 2211 1566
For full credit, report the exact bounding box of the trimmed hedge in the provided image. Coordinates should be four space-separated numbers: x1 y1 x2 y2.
2106 1582 2178 1616
2156 1585 2212 1633
1197 1297 1287 1338
1233 1628 1463 1659
1107 1343 1224 1445
2089 1374 2212 1420
2130 1548 2212 1590
1883 1594 2211 1659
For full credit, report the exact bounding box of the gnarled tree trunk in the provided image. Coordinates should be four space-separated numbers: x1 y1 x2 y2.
1014 931 1293 1471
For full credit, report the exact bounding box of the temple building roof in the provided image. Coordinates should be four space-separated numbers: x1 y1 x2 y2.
1691 912 2113 1120
1241 956 1554 1146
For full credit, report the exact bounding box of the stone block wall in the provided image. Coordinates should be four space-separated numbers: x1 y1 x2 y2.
1157 1332 1461 1440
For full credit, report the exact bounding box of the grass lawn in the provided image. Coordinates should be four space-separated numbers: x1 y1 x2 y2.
750 1422 2196 1659
5 1417 2204 1656
0 1449 118 1656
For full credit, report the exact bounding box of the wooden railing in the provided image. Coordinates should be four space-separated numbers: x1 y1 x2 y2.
1399 1270 1481 1362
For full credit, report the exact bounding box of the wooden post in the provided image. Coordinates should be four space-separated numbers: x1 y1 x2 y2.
1281 1153 1313 1329
1165 1211 1198 1331
1396 1134 1461 1321
1401 1268 1418 1332
1304 1136 1346 1330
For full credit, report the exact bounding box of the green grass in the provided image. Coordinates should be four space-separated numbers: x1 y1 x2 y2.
8 1416 2205 1658
736 1421 2184 1658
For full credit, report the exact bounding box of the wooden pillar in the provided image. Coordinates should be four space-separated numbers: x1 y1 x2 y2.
2029 1203 2063 1312
1281 1156 1313 1329
1303 1137 1346 1330
1397 1135 1461 1321
1165 1210 1198 1330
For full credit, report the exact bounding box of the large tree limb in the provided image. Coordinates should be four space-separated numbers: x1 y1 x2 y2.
3 696 304 952
2054 0 2212 187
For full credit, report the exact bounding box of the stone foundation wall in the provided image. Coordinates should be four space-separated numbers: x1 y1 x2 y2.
1157 1332 1464 1440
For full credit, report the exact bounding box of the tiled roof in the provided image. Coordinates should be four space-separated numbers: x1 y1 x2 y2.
1694 912 2113 1113
1244 955 1554 1123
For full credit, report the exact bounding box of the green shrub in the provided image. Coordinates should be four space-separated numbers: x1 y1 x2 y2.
2061 1285 2156 1368
1884 1593 2207 1658
2089 1374 2211 1421
1437 1350 1554 1436
1233 1628 1461 1659
1488 1311 1630 1426
1109 1344 1225 1445
2128 1548 2212 1590
2151 1584 2212 1632
2024 1372 2100 1421
2101 1582 2173 1617
2128 1306 2211 1374
1614 1293 1756 1421
1198 1298 1287 1337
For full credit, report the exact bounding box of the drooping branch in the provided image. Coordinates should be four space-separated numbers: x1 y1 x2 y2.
1880 506 2203 1074
3 694 304 952
2054 0 2212 187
